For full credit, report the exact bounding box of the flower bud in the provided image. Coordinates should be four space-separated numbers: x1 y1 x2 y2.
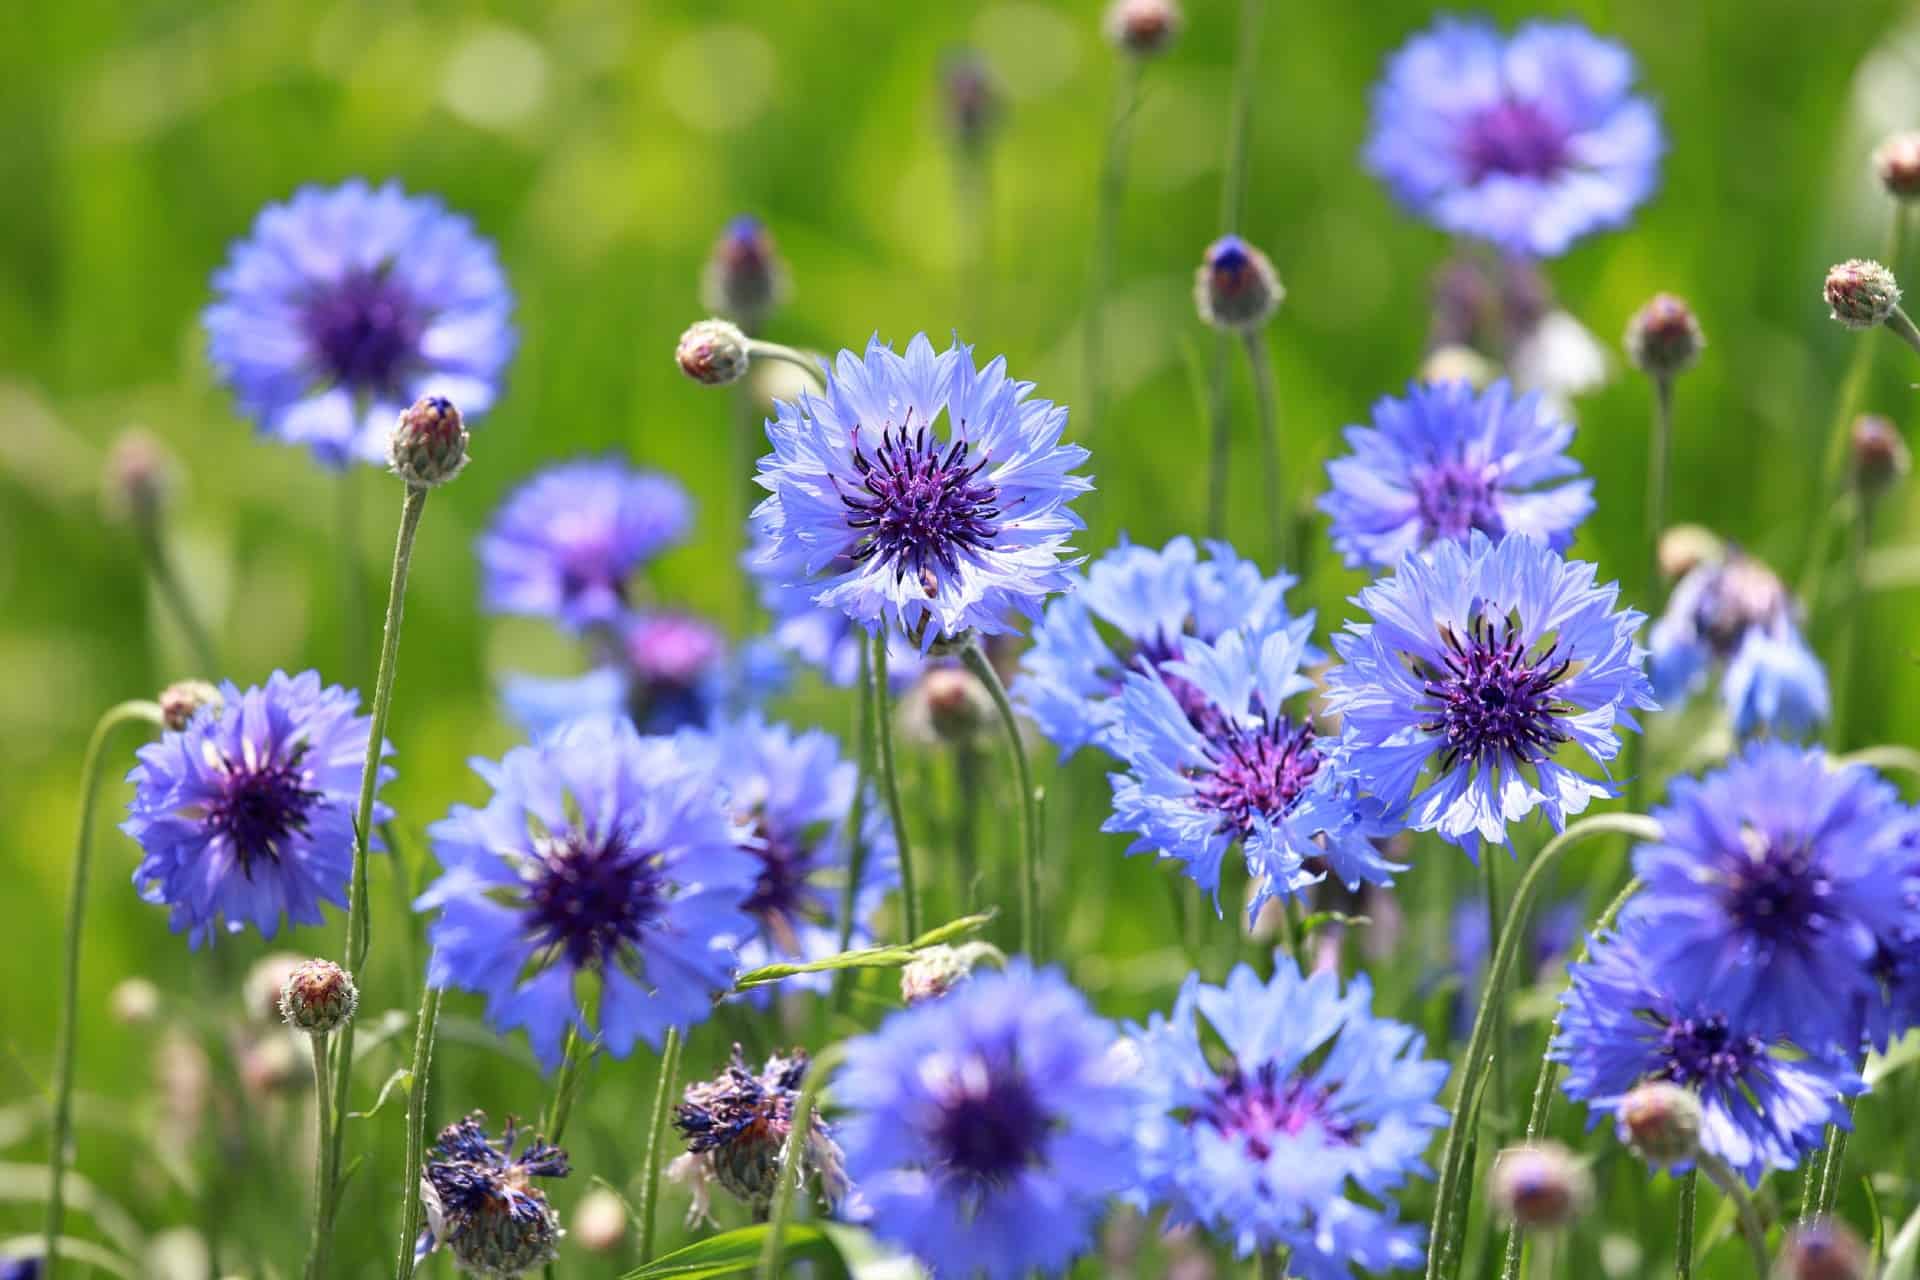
942 49 1001 152
158 679 223 732
1851 413 1911 498
920 665 995 745
1490 1142 1592 1232
1624 293 1705 378
901 942 1001 1005
278 958 358 1033
1875 131 1920 199
111 976 162 1025
1105 0 1183 57
1195 235 1283 332
676 319 751 387
1774 1218 1870 1280
388 395 468 489
1657 524 1724 581
1825 259 1901 330
701 215 787 326
1617 1081 1703 1169
572 1186 628 1254
102 428 176 526
1420 344 1498 390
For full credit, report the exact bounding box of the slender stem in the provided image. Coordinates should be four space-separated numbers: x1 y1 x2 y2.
1259 1246 1289 1279
338 469 368 687
1837 743 1920 776
393 985 442 1280
635 1026 683 1265
1674 1169 1696 1278
1084 57 1141 443
1884 303 1920 359
1241 330 1291 570
543 1025 590 1146
1812 1089 1862 1218
1206 335 1234 540
1700 1154 1770 1277
1645 375 1674 597
303 1035 334 1274
744 339 827 386
44 700 162 1280
1828 499 1873 748
309 483 429 1280
134 523 218 676
953 742 984 911
1220 0 1262 234
870 629 920 939
1426 814 1664 1280
1483 856 1510 1124
961 639 1040 959
834 643 877 1012
756 1045 842 1280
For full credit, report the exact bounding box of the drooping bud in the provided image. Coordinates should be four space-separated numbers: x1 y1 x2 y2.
1824 259 1901 330
1774 1218 1871 1280
571 1186 628 1254
1489 1142 1592 1232
1874 131 1920 200
277 958 359 1034
700 215 788 327
158 679 223 731
1105 0 1183 57
1195 235 1283 332
1657 524 1724 580
1420 344 1498 390
388 395 468 489
900 941 1002 1005
1617 1081 1703 1169
942 49 1001 152
102 428 177 526
1851 413 1911 498
1624 293 1705 378
676 319 751 387
110 976 162 1025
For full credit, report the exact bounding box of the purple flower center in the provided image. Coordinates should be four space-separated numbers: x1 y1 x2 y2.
210 746 320 872
1721 831 1829 948
1195 1062 1357 1161
1655 1014 1763 1088
928 1054 1050 1185
840 417 1001 598
1127 632 1222 734
1460 99 1571 183
523 829 666 970
740 817 832 954
1412 460 1506 544
1195 716 1321 836
1418 614 1573 771
301 266 424 395
427 1115 569 1239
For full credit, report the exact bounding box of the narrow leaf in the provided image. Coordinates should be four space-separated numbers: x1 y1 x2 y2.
618 1223 850 1279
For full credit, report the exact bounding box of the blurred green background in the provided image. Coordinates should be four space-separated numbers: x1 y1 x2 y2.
4 0 1920 1276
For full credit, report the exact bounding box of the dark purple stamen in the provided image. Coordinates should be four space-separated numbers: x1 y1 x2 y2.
740 818 833 953
1721 833 1829 950
1194 1062 1358 1161
1194 715 1321 837
427 1112 569 1229
211 745 320 874
929 1056 1050 1185
1460 99 1570 182
301 266 424 394
1126 632 1223 736
1417 614 1573 771
1656 1014 1763 1088
522 829 665 970
1412 460 1506 544
838 414 1002 598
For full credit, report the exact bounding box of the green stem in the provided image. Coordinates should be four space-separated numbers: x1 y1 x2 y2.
1674 1169 1696 1278
953 742 984 911
338 468 368 688
543 1025 591 1147
1884 302 1920 360
1700 1153 1770 1277
1084 57 1141 443
834 642 877 1011
1828 499 1873 748
1645 374 1674 598
756 1044 843 1280
1837 743 1920 776
1812 1088 1862 1218
1206 335 1234 540
393 985 442 1280
1426 814 1663 1280
1240 329 1291 570
1483 856 1510 1125
1220 0 1262 233
870 629 920 939
635 1026 683 1265
309 483 429 1280
744 339 826 386
1259 1245 1290 1279
303 1035 333 1275
961 639 1040 959
135 522 218 676
44 699 162 1280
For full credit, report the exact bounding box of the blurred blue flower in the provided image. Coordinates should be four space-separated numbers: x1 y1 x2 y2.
479 458 694 632
752 334 1091 648
833 962 1138 1280
122 670 391 947
1648 550 1828 737
415 715 756 1068
205 179 514 468
1318 380 1593 571
1104 624 1401 921
1127 959 1448 1276
747 529 924 690
1365 18 1662 257
1325 533 1655 858
1552 916 1862 1187
1622 742 1918 1052
0 1256 41 1280
417 1112 569 1277
1448 892 1582 1038
1015 535 1308 759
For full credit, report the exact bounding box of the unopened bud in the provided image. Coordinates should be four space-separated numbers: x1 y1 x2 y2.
676 319 751 387
1657 524 1724 581
278 958 358 1033
158 679 223 731
572 1186 628 1254
103 428 176 526
111 977 162 1025
1624 293 1705 378
923 666 994 744
1490 1142 1592 1232
1774 1218 1870 1280
942 49 1000 151
1105 0 1183 57
389 396 468 489
901 942 1002 1005
1875 131 1920 200
701 215 787 326
1420 344 1498 390
1851 413 1910 498
1617 1081 1703 1169
1195 235 1283 332
1825 259 1901 330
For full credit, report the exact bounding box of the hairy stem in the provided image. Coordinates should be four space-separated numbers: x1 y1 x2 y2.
303 1035 334 1275
393 984 442 1280
871 629 920 939
635 1026 683 1265
961 639 1040 959
834 642 877 1011
1674 1168 1696 1278
1701 1154 1769 1277
135 522 219 677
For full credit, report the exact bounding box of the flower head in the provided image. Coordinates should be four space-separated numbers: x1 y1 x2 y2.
1325 533 1654 857
123 670 391 946
1104 624 1402 920
1825 259 1901 330
1777 1219 1872 1280
102 428 176 526
418 1112 569 1277
1127 959 1448 1276
1365 18 1662 257
1851 413 1911 498
415 715 757 1068
1624 293 1705 378
833 963 1138 1280
942 49 1001 151
1318 380 1594 571
1552 915 1862 1186
205 179 513 468
752 335 1090 648
1876 131 1920 199
1618 1081 1704 1169
1105 0 1182 57
1490 1143 1591 1232
701 215 787 327
672 1045 850 1219
278 958 358 1033
1016 536 1307 759
1194 235 1283 332
389 394 469 489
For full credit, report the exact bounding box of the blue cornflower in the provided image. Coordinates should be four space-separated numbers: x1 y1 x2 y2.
1127 959 1448 1276
1648 549 1828 737
1324 532 1655 858
1318 380 1593 571
417 1112 569 1277
1104 624 1401 921
1015 535 1308 759
753 334 1091 649
1552 916 1861 1187
833 962 1138 1280
747 529 925 690
0 1257 41 1280
122 670 391 947
1365 18 1662 258
205 179 514 468
1621 742 1918 1051
480 458 694 632
415 715 756 1068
